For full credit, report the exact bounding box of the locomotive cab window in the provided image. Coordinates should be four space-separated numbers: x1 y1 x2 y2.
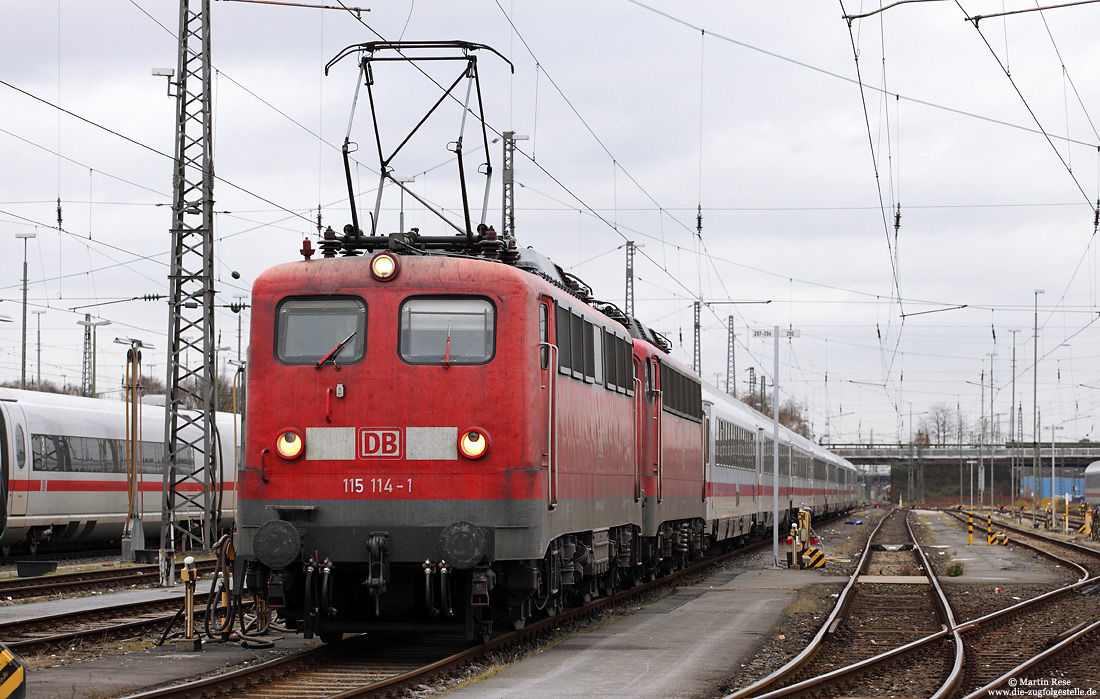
276 297 366 365
400 297 495 365
539 303 549 369
556 304 571 374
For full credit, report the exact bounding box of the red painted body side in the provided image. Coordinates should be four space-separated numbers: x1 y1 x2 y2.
238 253 709 562
237 250 854 574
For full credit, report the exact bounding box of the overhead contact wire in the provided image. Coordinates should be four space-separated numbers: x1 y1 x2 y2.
957 0 1097 213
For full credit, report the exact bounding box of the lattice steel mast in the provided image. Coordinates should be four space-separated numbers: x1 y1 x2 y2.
726 316 735 396
161 0 217 580
625 240 635 318
502 131 518 239
80 316 93 397
693 300 701 373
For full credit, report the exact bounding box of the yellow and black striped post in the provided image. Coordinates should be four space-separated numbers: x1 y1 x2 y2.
968 512 973 546
987 513 993 546
0 644 26 699
802 546 826 568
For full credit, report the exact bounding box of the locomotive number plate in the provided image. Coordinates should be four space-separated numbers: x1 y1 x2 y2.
343 477 414 494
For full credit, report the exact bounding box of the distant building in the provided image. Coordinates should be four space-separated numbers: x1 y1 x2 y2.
1018 477 1084 503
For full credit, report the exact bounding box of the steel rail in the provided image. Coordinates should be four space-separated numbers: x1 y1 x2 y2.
0 565 162 594
721 509 893 699
915 513 965 699
3 592 212 653
946 577 1099 696
325 527 798 699
109 508 863 698
727 510 962 699
738 556 1095 697
962 617 1100 699
728 509 1097 698
122 534 787 699
952 575 1096 635
121 643 332 699
0 559 217 598
753 628 954 699
990 513 1100 563
940 510 1100 694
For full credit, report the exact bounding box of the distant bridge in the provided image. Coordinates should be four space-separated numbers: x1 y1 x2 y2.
826 442 1100 471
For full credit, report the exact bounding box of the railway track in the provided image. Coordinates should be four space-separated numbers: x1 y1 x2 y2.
0 558 217 599
0 592 213 655
20 508 1093 698
980 511 1100 577
725 508 1100 698
939 510 1100 696
0 547 122 566
973 613 1100 695
118 527 804 699
725 508 960 698
12 508 871 697
125 629 476 699
950 578 1100 697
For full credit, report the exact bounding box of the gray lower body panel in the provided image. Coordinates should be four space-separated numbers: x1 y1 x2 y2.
236 494 705 566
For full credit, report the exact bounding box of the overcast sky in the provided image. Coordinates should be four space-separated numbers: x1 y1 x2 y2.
2 1 1099 446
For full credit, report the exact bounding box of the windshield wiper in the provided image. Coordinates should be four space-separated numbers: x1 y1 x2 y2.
315 331 357 369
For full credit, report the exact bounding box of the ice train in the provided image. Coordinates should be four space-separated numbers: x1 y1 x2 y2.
0 388 238 555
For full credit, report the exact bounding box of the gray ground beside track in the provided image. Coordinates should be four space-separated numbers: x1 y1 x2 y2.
916 509 1065 585
443 565 830 699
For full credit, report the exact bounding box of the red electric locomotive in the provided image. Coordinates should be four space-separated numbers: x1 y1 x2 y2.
237 231 713 641
234 41 853 642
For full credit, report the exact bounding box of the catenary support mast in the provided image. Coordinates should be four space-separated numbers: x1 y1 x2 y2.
161 0 218 584
625 240 635 318
726 316 735 396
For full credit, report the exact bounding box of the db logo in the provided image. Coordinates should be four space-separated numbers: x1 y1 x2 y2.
360 429 402 458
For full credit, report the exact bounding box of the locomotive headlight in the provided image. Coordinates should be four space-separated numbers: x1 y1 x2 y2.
275 429 305 460
458 428 489 460
370 252 399 281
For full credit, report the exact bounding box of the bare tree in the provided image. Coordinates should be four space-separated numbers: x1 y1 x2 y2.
0 379 80 396
919 402 954 444
742 395 812 439
920 402 966 446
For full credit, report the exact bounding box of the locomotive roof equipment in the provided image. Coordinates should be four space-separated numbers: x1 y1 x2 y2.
324 40 514 253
